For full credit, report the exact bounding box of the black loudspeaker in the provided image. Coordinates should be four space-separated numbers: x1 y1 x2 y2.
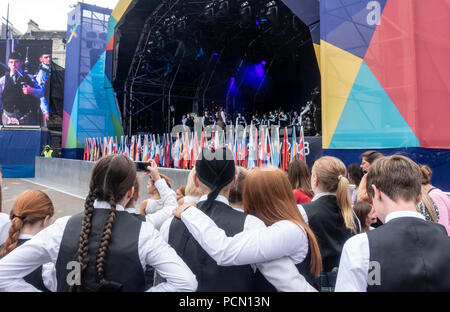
151 111 165 134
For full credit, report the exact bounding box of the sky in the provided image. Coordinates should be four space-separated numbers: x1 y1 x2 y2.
0 0 120 33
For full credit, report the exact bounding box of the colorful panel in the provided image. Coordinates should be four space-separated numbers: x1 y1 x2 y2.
330 61 419 148
321 0 387 58
321 40 363 148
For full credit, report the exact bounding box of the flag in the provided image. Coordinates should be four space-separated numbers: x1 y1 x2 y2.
290 125 297 163
282 127 289 171
124 136 130 158
254 126 258 168
272 126 280 167
130 135 135 160
247 126 254 169
173 133 180 168
192 131 199 168
143 135 149 162
259 127 265 167
233 126 238 165
164 134 170 168
136 135 142 162
89 138 94 161
154 135 161 166
83 138 88 161
182 132 190 169
298 126 305 161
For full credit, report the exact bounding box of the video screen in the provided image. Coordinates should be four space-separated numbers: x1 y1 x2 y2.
1 40 53 127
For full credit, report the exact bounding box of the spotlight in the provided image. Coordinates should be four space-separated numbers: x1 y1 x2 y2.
204 1 216 20
266 1 279 26
239 1 252 25
216 0 229 17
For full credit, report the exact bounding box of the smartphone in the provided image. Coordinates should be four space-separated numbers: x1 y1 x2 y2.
135 161 149 171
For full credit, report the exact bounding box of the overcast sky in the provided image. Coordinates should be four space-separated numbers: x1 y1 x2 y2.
1 0 120 33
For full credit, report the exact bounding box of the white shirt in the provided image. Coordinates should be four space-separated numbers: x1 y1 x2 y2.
0 213 11 245
159 195 317 292
335 211 425 292
0 201 197 292
145 179 178 230
180 206 309 265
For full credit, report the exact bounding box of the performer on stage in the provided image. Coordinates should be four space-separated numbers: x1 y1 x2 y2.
279 110 289 128
0 52 44 126
260 113 269 127
235 112 247 128
336 155 450 291
268 111 276 126
35 49 52 128
251 115 260 127
291 111 301 133
202 111 215 129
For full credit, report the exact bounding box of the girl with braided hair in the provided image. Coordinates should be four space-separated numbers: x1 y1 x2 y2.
0 155 197 292
0 190 54 292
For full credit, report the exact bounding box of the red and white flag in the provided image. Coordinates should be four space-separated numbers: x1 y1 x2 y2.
298 126 305 161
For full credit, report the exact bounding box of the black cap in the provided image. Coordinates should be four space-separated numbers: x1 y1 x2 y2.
8 51 23 61
195 147 235 210
40 46 52 56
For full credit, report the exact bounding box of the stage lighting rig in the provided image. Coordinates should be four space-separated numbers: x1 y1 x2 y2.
204 1 216 20
266 1 279 26
164 15 177 36
176 16 187 32
239 1 252 25
216 0 229 18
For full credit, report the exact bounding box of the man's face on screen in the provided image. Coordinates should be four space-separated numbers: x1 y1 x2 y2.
8 59 22 73
40 54 52 66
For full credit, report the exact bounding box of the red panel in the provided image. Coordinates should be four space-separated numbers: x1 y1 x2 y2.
364 0 418 142
414 1 450 148
365 0 450 148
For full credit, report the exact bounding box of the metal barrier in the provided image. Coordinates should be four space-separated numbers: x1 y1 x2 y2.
32 157 190 209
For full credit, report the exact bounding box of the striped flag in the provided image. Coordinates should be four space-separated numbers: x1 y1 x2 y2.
290 125 297 162
298 126 305 161
282 127 289 171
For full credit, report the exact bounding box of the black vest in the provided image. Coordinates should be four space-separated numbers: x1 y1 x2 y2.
0 239 50 292
302 195 359 273
2 73 39 115
366 217 450 292
55 210 146 292
168 200 277 292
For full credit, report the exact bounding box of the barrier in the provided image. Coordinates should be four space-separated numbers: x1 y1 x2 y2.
33 157 190 208
0 129 51 178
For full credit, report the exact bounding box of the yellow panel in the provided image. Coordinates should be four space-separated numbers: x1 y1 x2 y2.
112 0 134 21
321 40 363 148
313 43 321 72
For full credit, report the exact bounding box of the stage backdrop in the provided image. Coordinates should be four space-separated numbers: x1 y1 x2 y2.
319 0 450 190
62 3 123 159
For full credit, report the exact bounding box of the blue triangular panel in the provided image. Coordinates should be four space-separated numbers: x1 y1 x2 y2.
329 61 419 149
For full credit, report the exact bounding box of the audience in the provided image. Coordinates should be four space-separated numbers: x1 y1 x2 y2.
0 190 55 292
420 165 450 234
298 156 360 292
0 155 197 292
174 166 321 290
158 147 316 291
228 166 248 211
353 202 377 233
347 164 364 204
335 155 450 291
0 150 449 292
288 160 314 204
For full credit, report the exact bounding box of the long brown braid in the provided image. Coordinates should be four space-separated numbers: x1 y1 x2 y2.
69 155 115 292
95 155 136 282
0 190 54 258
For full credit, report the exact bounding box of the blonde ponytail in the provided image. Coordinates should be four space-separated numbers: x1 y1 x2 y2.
312 156 358 233
336 176 358 233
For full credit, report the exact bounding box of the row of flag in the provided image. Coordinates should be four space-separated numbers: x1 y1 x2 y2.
83 126 306 171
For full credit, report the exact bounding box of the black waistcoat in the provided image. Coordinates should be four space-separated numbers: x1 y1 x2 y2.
2 74 38 115
168 200 277 292
55 210 146 292
366 217 450 292
302 195 358 273
0 239 50 292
